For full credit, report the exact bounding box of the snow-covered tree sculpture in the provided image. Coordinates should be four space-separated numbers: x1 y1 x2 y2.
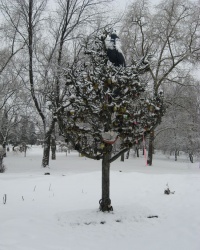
57 30 165 212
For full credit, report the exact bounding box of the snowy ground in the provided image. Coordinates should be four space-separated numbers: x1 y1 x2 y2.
0 146 200 250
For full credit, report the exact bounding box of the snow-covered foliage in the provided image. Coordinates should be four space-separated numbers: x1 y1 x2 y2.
58 30 165 161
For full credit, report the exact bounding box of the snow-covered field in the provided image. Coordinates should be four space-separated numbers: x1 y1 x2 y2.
0 146 200 250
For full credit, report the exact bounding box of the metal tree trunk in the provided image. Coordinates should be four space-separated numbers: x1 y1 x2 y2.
99 145 113 212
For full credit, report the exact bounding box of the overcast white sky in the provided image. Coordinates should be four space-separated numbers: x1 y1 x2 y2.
113 0 161 11
48 0 162 12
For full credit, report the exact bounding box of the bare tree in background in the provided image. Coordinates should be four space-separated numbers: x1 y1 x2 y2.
0 0 113 167
0 51 24 153
155 76 200 162
120 0 200 165
0 3 25 125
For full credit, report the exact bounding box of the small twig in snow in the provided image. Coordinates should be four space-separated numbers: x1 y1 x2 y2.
3 194 7 204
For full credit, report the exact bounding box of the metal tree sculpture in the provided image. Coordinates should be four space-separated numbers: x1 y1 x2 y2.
57 30 165 212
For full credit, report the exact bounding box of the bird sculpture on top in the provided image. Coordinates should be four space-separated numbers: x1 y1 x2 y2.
106 31 126 67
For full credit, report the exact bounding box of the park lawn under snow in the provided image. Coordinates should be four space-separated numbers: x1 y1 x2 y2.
0 146 200 250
